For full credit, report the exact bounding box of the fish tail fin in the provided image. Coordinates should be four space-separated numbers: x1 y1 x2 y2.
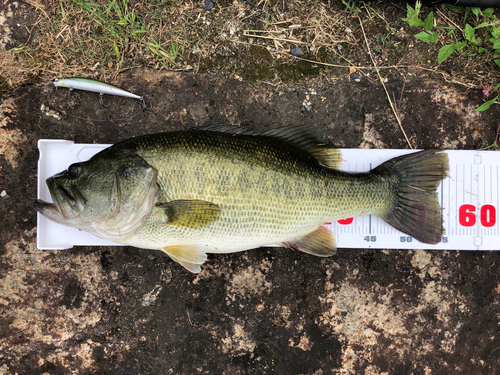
372 150 449 244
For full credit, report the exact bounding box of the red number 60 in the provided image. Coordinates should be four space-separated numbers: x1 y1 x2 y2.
459 204 496 227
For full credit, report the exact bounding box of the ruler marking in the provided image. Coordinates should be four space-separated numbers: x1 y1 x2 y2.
455 164 458 235
464 164 467 203
473 163 476 242
448 169 453 235
441 174 446 239
490 163 493 207
490 164 494 237
495 164 500 236
440 177 444 209
463 161 466 238
476 162 480 249
486 163 489 241
479 163 483 238
368 162 372 237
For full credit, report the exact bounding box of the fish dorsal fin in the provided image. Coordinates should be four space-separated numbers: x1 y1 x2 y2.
195 125 342 169
161 245 208 273
193 124 256 136
281 226 337 257
262 126 326 149
306 148 342 169
263 127 341 169
155 199 220 229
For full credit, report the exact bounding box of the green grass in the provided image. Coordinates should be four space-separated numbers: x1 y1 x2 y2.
70 0 180 65
402 0 500 111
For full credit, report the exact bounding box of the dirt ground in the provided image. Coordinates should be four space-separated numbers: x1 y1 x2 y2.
1 1 500 375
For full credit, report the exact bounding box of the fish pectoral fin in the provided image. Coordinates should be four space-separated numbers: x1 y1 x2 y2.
281 226 337 257
161 245 208 274
155 200 220 228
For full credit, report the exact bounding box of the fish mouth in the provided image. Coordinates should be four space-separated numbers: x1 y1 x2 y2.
35 177 85 222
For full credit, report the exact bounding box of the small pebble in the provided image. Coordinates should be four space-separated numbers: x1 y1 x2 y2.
337 44 343 51
350 72 360 80
288 88 296 92
1 190 11 199
300 106 306 113
204 0 214 10
305 105 313 111
278 91 284 96
291 47 302 57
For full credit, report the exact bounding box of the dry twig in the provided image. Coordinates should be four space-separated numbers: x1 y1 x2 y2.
358 17 414 149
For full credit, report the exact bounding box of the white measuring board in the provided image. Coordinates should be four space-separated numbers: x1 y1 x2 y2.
327 150 499 251
37 140 500 251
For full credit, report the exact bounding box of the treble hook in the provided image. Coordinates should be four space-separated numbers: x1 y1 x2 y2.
64 88 74 99
140 97 152 110
99 93 110 108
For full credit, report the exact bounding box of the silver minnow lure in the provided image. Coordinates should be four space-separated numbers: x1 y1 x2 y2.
45 77 149 108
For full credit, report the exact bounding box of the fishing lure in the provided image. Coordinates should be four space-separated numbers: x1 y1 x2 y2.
45 77 151 109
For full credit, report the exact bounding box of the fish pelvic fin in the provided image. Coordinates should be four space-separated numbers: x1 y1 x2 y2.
281 226 337 257
161 245 208 273
155 200 220 229
373 150 449 244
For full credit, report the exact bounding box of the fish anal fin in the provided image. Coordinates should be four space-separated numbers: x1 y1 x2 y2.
282 226 337 257
161 245 208 273
155 200 220 229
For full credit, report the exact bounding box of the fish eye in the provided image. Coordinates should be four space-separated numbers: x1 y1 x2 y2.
67 163 82 178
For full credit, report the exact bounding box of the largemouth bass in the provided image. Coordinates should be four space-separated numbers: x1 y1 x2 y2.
35 126 449 273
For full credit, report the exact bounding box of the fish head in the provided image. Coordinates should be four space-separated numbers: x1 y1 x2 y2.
35 148 158 241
